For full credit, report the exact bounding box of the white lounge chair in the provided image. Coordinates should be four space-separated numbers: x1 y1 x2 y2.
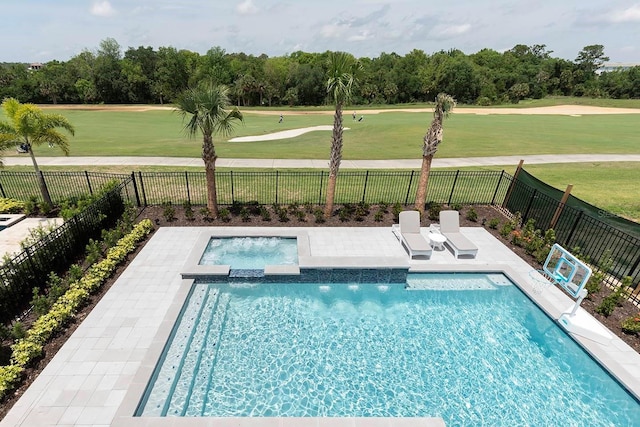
392 211 432 259
439 210 478 258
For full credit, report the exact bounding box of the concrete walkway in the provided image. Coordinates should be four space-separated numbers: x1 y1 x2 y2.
3 154 640 169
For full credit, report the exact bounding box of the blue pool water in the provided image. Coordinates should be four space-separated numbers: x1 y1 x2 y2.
139 273 640 425
199 237 298 270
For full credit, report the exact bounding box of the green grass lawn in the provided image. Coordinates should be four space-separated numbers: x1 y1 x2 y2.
1 99 639 219
2 108 639 160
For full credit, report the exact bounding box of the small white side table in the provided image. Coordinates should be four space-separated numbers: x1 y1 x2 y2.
428 232 447 250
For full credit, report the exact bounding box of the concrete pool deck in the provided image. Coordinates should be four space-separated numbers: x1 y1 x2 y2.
1 226 639 426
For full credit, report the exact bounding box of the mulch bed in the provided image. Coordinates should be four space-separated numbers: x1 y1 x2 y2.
1 203 638 419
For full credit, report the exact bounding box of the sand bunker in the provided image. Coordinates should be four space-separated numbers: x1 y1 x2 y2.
40 104 640 116
229 125 349 142
245 105 640 116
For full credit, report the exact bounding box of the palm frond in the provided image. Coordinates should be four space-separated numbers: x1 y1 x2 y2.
326 52 362 105
175 82 243 139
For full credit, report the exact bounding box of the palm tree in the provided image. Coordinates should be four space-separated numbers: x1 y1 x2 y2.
414 93 456 214
175 82 243 217
324 52 362 217
0 98 75 206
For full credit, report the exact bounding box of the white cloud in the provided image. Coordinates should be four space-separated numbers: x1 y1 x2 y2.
237 0 259 15
606 4 640 23
321 23 350 38
91 0 115 17
348 30 374 42
430 23 471 39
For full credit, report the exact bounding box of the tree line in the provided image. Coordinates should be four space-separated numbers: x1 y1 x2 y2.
1 39 638 106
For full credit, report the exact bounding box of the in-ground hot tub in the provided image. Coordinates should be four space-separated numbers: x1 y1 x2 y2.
181 230 310 278
199 236 298 270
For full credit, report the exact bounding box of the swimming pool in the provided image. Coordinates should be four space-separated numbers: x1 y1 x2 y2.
137 273 640 425
198 236 298 270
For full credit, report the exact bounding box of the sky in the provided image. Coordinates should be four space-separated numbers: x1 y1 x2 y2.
2 0 639 64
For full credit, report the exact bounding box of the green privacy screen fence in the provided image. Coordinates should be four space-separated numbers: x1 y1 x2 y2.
504 169 640 298
1 169 639 302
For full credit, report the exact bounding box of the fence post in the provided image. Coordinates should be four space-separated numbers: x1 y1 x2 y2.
318 171 324 205
491 170 505 205
230 171 235 203
502 159 524 208
550 184 573 229
185 171 191 204
130 172 141 207
361 171 369 203
275 170 279 205
137 171 148 206
448 170 460 205
523 189 537 222
564 210 584 247
84 171 93 195
404 170 415 205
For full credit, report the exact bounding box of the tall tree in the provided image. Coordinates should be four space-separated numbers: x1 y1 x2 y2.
153 47 191 104
175 83 243 216
36 60 70 104
94 38 124 103
414 93 456 214
0 98 75 206
324 52 362 217
575 45 609 76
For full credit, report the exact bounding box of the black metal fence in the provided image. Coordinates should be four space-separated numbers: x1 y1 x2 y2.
1 169 638 304
1 170 511 207
505 170 640 303
0 177 133 323
0 170 131 204
133 170 511 206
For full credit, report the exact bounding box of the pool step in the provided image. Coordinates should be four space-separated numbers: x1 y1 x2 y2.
166 289 228 416
406 273 504 291
184 293 231 416
141 284 216 416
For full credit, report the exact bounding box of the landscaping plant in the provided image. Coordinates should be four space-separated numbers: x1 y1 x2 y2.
0 219 154 400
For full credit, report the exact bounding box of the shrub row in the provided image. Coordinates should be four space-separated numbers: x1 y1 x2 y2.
0 198 25 214
0 185 126 324
496 213 640 332
0 219 154 400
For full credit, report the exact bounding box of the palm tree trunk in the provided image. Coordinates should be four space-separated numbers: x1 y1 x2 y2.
324 104 343 217
29 147 53 207
202 135 219 217
414 155 433 214
325 174 337 217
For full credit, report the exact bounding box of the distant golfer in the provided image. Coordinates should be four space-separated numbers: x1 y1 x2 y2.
279 114 283 123
352 111 356 121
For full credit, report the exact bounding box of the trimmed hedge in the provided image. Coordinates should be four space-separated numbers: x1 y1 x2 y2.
0 198 25 214
0 219 154 400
